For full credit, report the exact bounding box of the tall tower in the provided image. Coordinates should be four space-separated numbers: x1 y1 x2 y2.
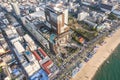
45 3 70 54
45 4 69 35
11 2 20 17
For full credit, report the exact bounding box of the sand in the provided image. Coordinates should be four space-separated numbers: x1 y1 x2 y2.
71 29 120 80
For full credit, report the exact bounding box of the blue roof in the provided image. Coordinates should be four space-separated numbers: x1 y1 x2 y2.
30 69 49 80
50 34 56 44
26 51 31 55
12 69 20 76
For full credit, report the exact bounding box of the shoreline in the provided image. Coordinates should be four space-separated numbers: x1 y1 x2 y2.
70 28 120 80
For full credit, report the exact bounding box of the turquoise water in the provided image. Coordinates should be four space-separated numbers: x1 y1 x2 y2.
93 44 120 80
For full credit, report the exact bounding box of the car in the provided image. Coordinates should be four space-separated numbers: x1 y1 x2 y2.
87 53 93 58
84 58 89 62
43 29 47 33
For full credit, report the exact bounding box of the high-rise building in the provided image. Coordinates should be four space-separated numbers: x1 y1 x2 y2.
45 3 69 35
22 2 71 54
44 3 71 54
11 2 20 16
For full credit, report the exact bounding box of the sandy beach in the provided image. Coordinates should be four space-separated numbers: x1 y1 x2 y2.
71 29 120 80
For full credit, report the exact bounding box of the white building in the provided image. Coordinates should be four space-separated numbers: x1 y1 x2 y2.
23 34 37 51
13 41 25 54
77 11 89 21
3 19 9 25
12 41 41 77
96 22 111 31
4 25 19 39
11 2 20 16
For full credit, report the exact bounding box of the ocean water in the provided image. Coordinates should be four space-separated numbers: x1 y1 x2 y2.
93 44 120 80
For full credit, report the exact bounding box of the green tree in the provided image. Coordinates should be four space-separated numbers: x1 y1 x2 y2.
108 13 117 20
0 66 3 73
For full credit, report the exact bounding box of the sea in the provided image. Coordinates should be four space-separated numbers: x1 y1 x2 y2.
93 44 120 80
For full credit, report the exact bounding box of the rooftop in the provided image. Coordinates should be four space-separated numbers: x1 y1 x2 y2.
32 51 42 61
101 4 113 11
46 2 67 15
30 69 49 80
21 50 41 76
34 22 57 44
13 41 25 54
0 33 10 54
42 60 53 75
3 25 19 40
8 59 23 79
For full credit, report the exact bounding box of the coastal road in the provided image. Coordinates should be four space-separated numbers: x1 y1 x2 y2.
71 24 120 80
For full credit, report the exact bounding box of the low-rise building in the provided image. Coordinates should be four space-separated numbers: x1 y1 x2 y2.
100 4 117 13
2 52 24 80
0 33 10 55
23 34 37 51
32 48 59 79
96 21 111 31
0 60 11 80
77 11 89 21
12 41 41 77
112 6 120 18
7 58 23 79
79 37 85 44
3 25 19 40
30 69 49 80
83 19 97 28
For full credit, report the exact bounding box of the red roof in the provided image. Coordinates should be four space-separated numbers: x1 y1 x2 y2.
32 51 42 61
42 60 53 74
38 48 47 57
79 37 85 43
